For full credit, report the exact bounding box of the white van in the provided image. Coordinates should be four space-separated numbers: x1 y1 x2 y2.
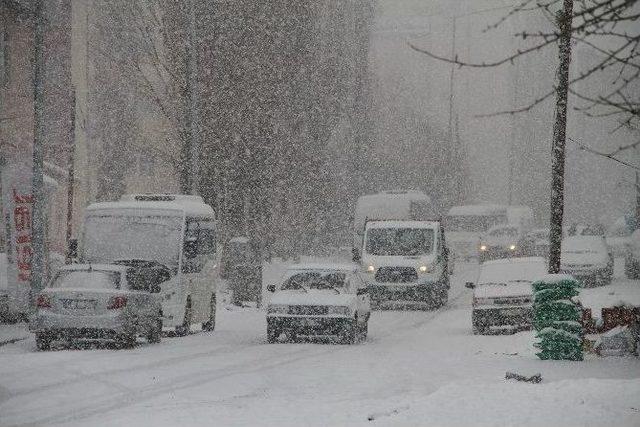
361 220 449 308
80 194 219 334
353 190 433 260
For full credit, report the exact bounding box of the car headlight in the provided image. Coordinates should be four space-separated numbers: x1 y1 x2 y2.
366 265 375 273
480 245 487 251
267 304 288 314
509 245 516 251
328 306 350 316
418 265 429 273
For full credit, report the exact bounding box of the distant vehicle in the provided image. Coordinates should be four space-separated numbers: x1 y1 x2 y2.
560 235 613 287
567 222 606 237
353 190 434 261
79 194 219 334
478 224 522 263
266 264 370 344
444 204 533 261
360 220 449 308
29 264 164 350
221 236 263 305
517 228 551 258
624 229 640 279
606 217 633 257
0 252 11 323
466 257 547 334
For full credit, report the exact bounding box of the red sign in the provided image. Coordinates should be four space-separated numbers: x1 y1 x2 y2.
12 189 34 282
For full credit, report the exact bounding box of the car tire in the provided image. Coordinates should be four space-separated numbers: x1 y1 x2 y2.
341 317 357 345
202 294 216 332
118 331 136 349
35 333 51 351
359 319 369 341
267 326 279 343
625 258 640 279
147 315 162 344
175 299 192 337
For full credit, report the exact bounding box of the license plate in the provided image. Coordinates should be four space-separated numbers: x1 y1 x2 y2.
62 299 97 310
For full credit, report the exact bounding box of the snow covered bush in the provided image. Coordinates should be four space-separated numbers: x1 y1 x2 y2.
533 275 583 361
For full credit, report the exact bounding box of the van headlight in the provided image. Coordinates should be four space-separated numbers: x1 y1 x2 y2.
267 304 288 314
418 265 429 273
366 265 375 273
328 306 350 316
509 244 517 251
480 245 487 251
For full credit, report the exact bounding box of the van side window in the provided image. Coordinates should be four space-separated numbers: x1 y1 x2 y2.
199 227 216 254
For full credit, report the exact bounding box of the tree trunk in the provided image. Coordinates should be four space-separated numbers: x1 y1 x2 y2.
635 171 640 230
548 0 574 274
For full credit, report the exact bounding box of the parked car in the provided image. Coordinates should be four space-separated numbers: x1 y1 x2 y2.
606 218 632 257
266 264 370 344
478 224 522 263
560 235 613 287
624 229 640 279
466 257 547 334
29 264 164 350
517 228 551 258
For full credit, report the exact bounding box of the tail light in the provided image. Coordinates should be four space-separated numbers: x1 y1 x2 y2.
107 296 127 310
36 294 51 309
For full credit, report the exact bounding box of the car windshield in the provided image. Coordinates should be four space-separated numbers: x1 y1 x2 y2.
562 238 604 254
489 227 518 237
281 271 347 291
366 228 434 256
50 270 121 290
478 261 546 286
82 214 183 267
444 214 506 232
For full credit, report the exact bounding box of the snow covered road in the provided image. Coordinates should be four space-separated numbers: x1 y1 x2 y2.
1 263 639 427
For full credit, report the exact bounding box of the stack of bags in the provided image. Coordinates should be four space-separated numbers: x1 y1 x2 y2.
533 275 583 361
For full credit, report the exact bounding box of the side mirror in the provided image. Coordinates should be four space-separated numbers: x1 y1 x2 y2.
267 284 276 293
357 287 368 295
465 282 475 289
352 248 361 262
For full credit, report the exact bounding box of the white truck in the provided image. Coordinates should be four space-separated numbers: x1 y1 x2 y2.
77 194 220 334
444 204 533 261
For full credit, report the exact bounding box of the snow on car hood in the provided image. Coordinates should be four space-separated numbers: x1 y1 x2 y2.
561 251 607 266
362 253 436 268
474 282 533 299
270 290 356 307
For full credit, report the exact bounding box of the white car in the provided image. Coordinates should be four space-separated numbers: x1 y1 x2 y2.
266 264 370 344
466 257 547 334
560 235 613 287
29 264 164 350
478 224 522 263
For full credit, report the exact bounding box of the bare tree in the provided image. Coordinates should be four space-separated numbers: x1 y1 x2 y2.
409 0 639 272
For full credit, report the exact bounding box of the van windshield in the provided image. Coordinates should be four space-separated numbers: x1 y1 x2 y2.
281 271 347 291
444 214 506 232
366 228 434 256
83 214 183 267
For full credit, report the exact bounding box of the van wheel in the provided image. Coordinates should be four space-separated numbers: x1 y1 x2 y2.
359 319 369 341
267 326 279 343
35 333 51 351
147 315 162 343
118 332 136 349
202 294 216 332
175 299 192 336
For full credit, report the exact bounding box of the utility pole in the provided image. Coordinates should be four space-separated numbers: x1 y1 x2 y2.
635 171 640 230
31 0 46 306
548 0 574 274
65 89 76 264
185 0 199 195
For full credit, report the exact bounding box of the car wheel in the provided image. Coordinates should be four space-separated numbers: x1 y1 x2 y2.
341 317 357 345
118 331 136 349
147 315 162 343
175 299 192 336
359 319 369 341
267 326 279 343
202 294 216 332
35 333 51 351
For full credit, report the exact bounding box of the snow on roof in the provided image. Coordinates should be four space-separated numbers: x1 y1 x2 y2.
58 263 129 273
562 235 606 250
533 273 577 284
86 197 215 218
447 204 507 216
285 263 358 272
354 191 432 228
229 236 250 244
365 220 440 229
482 256 546 266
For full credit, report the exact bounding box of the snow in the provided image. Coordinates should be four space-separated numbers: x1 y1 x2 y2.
533 274 579 284
580 279 640 318
0 262 638 426
269 290 356 308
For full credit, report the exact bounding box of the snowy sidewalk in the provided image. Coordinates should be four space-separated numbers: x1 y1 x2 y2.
0 322 30 347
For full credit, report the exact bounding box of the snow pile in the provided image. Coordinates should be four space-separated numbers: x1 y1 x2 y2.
376 378 640 427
